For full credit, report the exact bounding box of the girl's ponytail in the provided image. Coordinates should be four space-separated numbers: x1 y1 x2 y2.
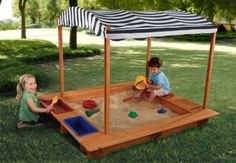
15 83 23 100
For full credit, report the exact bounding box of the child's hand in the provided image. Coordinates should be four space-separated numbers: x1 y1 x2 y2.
148 79 153 84
46 104 53 113
146 84 152 89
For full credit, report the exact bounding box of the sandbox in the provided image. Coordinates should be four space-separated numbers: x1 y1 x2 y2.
69 90 178 132
39 82 218 159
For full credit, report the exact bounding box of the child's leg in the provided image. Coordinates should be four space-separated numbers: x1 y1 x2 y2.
149 91 156 102
133 90 143 97
16 121 43 129
153 88 170 97
37 113 49 124
16 114 49 129
148 89 170 103
123 90 145 102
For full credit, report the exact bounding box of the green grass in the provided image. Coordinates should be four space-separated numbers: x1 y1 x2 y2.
0 42 236 162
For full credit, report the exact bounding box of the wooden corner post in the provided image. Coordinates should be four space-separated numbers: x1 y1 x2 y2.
146 37 152 79
58 25 65 97
203 32 217 109
104 26 111 135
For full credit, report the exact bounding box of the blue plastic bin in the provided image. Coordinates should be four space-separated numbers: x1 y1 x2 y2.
64 116 98 136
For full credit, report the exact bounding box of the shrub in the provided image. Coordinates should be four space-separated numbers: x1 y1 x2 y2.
0 24 18 30
0 59 22 70
0 39 101 92
0 19 18 30
0 64 46 92
0 40 101 63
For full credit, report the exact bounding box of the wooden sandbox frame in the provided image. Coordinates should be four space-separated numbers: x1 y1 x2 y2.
39 26 219 159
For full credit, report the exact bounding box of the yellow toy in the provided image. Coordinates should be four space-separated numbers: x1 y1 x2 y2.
133 76 147 90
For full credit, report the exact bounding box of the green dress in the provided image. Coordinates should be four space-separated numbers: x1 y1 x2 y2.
19 91 40 122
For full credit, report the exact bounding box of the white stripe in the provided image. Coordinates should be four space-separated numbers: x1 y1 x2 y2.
106 29 217 40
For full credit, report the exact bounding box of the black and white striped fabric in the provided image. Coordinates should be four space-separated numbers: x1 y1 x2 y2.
58 7 217 40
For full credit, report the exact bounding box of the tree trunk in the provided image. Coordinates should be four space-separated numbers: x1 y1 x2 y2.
70 27 77 49
31 16 36 24
20 10 26 38
19 0 27 39
69 0 78 49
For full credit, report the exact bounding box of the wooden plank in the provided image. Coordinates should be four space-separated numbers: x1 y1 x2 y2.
203 32 217 109
81 108 218 154
39 82 132 103
60 124 68 134
104 27 111 135
160 121 198 137
51 110 77 122
168 98 200 111
156 95 201 113
58 25 65 97
146 37 152 79
156 96 190 114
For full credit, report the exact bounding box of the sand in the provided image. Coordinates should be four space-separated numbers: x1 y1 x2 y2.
70 90 179 132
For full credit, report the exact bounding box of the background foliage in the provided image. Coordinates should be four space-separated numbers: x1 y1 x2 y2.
11 0 236 28
0 39 101 92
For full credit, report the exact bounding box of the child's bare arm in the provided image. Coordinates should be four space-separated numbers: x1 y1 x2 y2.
27 98 53 113
147 83 162 90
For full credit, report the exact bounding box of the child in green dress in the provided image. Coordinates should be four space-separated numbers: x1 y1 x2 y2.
16 74 53 128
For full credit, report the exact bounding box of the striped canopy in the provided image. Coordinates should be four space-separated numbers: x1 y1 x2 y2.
58 7 217 40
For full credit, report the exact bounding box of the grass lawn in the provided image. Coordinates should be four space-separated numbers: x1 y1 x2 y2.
0 42 236 162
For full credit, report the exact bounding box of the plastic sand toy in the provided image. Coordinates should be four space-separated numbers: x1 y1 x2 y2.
128 111 138 118
157 108 167 114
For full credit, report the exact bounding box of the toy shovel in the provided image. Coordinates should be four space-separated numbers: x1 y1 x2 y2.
51 95 59 106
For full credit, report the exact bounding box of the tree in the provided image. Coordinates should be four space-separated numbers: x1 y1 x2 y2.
19 0 27 39
26 0 39 24
96 0 177 10
69 0 78 49
46 0 60 27
97 0 143 10
216 0 236 30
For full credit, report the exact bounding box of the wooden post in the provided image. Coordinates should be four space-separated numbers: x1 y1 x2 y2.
203 33 217 109
104 26 111 135
58 25 65 97
146 37 152 79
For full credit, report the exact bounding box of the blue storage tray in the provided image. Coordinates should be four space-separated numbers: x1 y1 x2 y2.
64 116 98 136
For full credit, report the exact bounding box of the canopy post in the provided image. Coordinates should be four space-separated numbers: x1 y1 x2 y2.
104 26 111 135
146 37 152 79
203 33 217 109
58 25 65 97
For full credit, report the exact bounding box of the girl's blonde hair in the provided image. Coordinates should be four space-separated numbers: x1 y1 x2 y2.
15 74 35 100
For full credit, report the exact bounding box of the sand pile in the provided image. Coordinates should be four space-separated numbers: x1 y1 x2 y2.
70 91 178 132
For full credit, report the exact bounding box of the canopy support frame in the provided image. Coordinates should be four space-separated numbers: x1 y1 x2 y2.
58 25 65 97
146 37 152 79
57 25 217 135
203 32 217 109
104 26 111 135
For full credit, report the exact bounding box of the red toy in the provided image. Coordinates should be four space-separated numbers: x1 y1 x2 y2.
82 100 97 109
